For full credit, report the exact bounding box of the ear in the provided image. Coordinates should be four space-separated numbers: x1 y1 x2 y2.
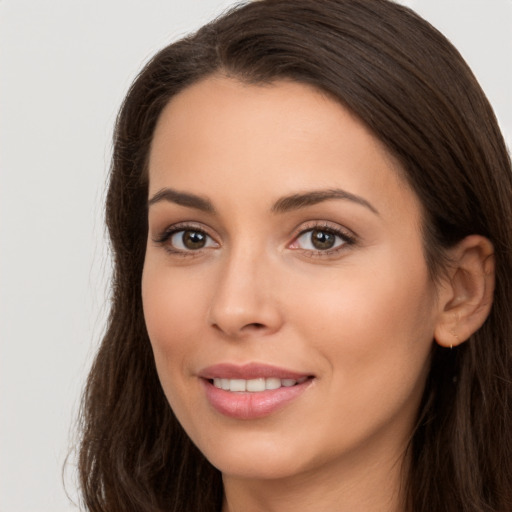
434 235 495 348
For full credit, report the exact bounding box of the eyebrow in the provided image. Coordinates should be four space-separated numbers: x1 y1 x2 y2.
147 187 378 216
148 188 215 212
271 188 379 215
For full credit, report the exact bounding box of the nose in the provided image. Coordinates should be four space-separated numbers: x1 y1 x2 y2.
208 246 284 339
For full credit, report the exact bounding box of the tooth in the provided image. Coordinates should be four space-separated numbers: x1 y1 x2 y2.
246 378 266 392
265 377 281 390
212 376 308 392
230 379 246 392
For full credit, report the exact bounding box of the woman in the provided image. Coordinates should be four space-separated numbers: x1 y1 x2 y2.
77 0 512 511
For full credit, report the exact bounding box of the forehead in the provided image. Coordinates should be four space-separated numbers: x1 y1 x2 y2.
147 75 417 219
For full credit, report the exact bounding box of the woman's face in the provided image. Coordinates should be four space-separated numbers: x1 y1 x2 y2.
142 76 443 481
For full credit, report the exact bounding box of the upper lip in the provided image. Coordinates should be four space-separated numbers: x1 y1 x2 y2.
198 362 312 380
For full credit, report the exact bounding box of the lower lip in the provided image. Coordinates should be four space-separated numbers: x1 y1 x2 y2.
202 378 312 420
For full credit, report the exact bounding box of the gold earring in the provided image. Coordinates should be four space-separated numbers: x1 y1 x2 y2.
449 329 461 349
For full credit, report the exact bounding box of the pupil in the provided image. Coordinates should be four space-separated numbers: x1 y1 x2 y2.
183 231 206 249
312 229 335 250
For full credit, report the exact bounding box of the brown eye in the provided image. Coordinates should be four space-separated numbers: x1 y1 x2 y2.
169 229 218 251
292 227 350 253
182 230 207 249
310 229 336 250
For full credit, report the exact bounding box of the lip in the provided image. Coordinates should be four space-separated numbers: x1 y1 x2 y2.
198 362 311 380
198 363 314 420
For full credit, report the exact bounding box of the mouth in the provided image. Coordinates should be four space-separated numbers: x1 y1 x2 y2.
208 376 310 392
198 363 315 419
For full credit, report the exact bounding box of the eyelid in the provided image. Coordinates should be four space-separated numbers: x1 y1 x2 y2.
152 222 219 254
288 221 357 255
151 220 356 257
152 221 205 242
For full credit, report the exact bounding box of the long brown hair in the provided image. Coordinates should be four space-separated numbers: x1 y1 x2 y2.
77 1 512 510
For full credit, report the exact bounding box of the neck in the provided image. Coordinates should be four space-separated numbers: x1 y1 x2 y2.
222 443 409 512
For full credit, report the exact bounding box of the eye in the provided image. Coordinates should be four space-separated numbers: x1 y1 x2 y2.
153 225 219 254
290 226 354 253
170 229 217 251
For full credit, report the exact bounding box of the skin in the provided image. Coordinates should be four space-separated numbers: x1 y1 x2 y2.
142 76 457 512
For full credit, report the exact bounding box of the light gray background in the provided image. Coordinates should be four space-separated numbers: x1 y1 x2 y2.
1 1 510 511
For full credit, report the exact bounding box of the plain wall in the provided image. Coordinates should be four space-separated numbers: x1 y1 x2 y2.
1 1 510 510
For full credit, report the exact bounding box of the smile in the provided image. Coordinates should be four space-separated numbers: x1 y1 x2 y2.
199 363 314 419
211 377 308 392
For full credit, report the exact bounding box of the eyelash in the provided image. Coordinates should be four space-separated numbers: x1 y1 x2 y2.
290 222 356 257
152 222 356 258
152 223 217 256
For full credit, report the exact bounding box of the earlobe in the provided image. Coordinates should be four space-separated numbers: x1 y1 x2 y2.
434 235 495 348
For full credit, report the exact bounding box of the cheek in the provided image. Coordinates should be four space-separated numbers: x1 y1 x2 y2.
142 256 211 340
141 262 209 384
292 277 435 454
291 267 435 349
286 249 437 402
141 262 214 430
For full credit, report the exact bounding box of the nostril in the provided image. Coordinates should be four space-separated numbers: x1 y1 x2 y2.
246 322 266 330
210 322 266 334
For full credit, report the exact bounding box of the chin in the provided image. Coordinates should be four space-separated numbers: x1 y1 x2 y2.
193 427 319 481
212 453 307 481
